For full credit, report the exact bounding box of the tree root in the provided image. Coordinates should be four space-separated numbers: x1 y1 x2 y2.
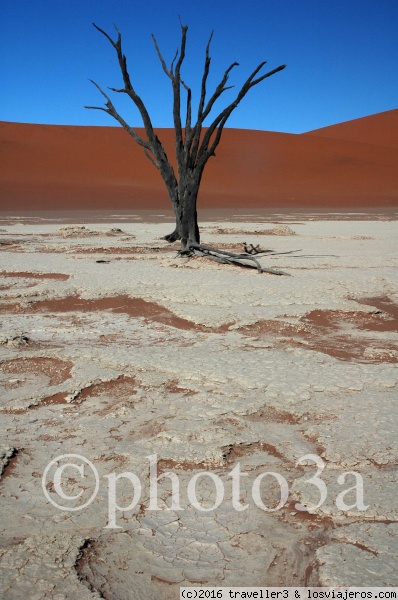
181 243 293 275
162 230 181 243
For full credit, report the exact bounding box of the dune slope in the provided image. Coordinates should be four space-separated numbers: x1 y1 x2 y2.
1 110 397 210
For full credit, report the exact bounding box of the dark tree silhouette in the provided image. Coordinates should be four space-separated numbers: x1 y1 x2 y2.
86 21 286 270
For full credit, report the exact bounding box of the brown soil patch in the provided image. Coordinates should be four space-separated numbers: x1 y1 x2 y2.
75 375 136 404
301 306 398 334
0 357 73 386
0 271 70 280
283 502 335 529
247 406 301 425
223 441 286 463
0 294 213 333
32 376 140 416
240 297 398 363
38 391 71 407
165 379 198 396
151 575 178 585
240 320 306 338
157 458 211 473
0 407 28 415
329 537 378 556
301 432 326 458
298 296 398 335
355 296 398 330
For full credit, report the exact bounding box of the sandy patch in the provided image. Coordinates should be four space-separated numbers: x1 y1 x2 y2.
0 357 73 386
0 271 70 281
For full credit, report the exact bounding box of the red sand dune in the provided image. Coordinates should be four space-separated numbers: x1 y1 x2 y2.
0 109 397 210
304 109 398 148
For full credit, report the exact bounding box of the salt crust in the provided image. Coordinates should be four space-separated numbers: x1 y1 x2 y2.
0 218 397 595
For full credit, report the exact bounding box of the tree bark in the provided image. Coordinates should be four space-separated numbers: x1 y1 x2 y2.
178 170 201 251
163 178 201 249
163 227 181 243
179 198 200 252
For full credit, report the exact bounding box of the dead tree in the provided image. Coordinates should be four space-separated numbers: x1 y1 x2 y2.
86 21 286 268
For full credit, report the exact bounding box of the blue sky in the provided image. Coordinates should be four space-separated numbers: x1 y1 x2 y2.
2 0 397 133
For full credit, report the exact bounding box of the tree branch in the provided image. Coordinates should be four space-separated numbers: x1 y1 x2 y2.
181 79 192 133
151 23 189 168
188 243 290 275
151 34 173 79
201 61 239 122
183 30 213 164
88 25 179 202
173 22 188 166
85 80 154 152
189 59 239 166
197 31 214 119
93 23 160 147
198 62 286 163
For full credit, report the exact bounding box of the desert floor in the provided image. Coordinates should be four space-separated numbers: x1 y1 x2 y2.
0 210 397 599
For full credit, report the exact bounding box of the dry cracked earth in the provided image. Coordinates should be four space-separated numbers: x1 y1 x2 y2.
0 215 397 599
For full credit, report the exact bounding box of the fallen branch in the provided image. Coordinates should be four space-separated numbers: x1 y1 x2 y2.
182 243 291 275
286 254 339 258
175 243 337 273
243 242 269 254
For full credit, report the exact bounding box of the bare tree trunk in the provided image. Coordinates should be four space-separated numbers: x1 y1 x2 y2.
164 179 200 248
163 186 181 242
179 193 200 252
